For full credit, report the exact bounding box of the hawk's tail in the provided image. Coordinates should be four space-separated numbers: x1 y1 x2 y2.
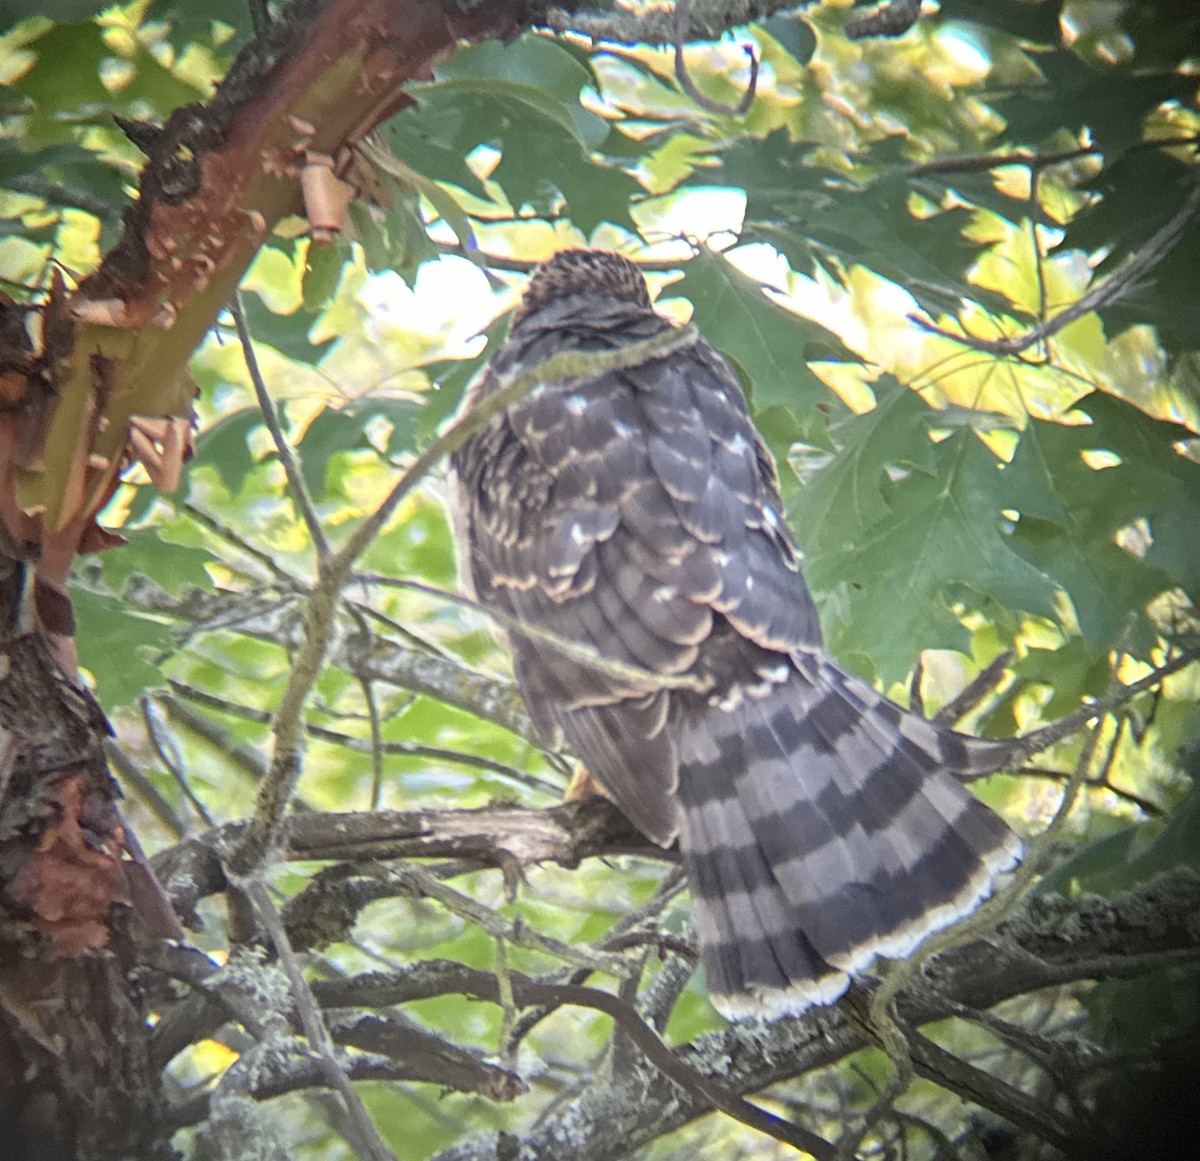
675 656 1022 1019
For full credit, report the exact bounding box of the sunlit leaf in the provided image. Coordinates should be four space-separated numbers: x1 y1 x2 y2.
674 247 836 412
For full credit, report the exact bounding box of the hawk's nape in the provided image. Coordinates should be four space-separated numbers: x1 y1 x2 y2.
451 249 1022 1018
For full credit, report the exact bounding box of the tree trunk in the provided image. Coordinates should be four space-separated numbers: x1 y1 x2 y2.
0 562 175 1159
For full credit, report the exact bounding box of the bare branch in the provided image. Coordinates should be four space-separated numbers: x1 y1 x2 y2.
673 0 760 117
539 0 807 46
142 693 215 828
411 869 1200 1161
907 136 1196 179
152 795 656 924
905 1026 1075 1150
845 0 922 40
239 876 398 1161
167 1047 525 1133
933 650 1014 730
1013 644 1200 761
231 295 329 557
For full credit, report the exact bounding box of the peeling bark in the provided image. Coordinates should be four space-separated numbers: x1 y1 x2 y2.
0 3 534 1158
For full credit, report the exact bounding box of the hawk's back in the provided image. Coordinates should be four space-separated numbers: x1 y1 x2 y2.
451 250 1021 1017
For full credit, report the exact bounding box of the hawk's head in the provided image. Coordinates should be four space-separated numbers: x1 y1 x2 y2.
513 249 652 327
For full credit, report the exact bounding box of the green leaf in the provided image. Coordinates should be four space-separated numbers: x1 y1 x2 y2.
99 528 216 596
238 286 333 363
796 386 1057 680
755 402 839 498
435 35 611 150
1061 155 1200 354
386 38 639 231
301 239 347 314
191 409 262 494
708 132 1010 318
3 0 112 24
789 382 937 554
0 140 127 225
674 248 837 412
297 398 421 496
15 20 207 144
1003 393 1200 643
358 138 476 256
347 186 439 283
73 585 174 707
938 0 1060 42
1041 779 1200 900
1009 637 1113 721
991 47 1192 155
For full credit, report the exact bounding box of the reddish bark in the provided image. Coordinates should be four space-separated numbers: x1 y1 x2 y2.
0 3 532 1157
9 773 125 957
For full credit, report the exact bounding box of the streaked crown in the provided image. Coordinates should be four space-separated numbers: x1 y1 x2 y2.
513 248 652 326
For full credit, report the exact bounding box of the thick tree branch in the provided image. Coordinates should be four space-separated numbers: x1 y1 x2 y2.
539 0 809 45
153 795 654 926
425 869 1200 1161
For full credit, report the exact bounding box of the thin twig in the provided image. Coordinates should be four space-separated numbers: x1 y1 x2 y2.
142 693 215 828
391 861 636 977
507 868 692 1049
166 679 559 794
1009 762 1164 816
517 980 836 1159
353 573 710 694
910 179 1200 356
183 501 301 585
906 1027 1075 1150
1030 167 1049 331
231 293 329 558
239 876 398 1161
933 650 1014 728
1013 645 1200 761
673 0 759 117
360 676 385 811
907 136 1197 179
106 741 188 840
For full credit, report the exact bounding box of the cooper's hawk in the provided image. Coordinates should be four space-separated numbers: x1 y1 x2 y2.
451 249 1021 1018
